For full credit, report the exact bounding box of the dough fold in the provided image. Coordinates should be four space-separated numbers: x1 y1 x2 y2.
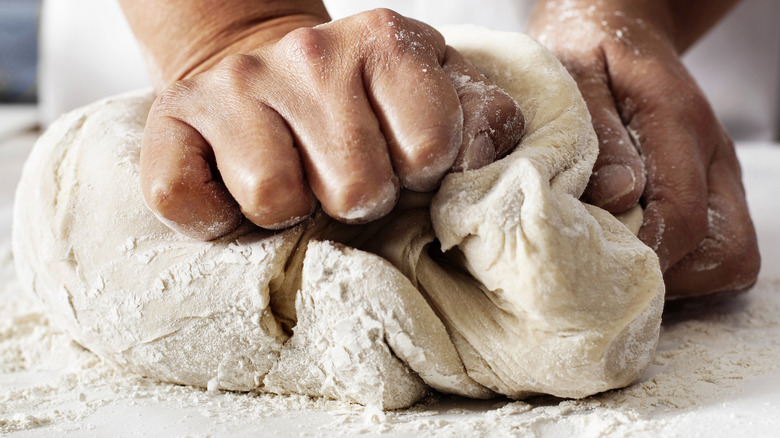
13 26 664 409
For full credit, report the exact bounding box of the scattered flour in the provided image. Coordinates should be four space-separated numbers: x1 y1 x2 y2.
3 237 780 436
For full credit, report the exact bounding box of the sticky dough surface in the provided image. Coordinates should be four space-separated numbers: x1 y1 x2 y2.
13 26 664 409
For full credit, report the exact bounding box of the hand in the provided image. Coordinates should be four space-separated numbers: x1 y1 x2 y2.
528 0 760 298
139 9 524 240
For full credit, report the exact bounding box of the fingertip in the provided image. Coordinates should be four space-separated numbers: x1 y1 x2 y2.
140 116 243 241
324 174 400 224
240 178 318 230
144 174 243 241
400 131 462 191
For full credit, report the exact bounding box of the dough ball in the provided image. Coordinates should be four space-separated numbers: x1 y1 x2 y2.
13 26 664 409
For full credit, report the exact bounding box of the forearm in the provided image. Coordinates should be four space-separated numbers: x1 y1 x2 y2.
529 0 741 53
119 0 330 88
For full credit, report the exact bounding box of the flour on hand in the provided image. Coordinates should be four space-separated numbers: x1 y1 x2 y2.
12 26 664 409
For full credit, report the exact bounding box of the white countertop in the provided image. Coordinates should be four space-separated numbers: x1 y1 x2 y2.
1 127 779 437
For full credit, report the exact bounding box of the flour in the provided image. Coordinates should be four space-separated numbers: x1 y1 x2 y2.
4 24 778 435
11 26 666 411
4 154 780 436
2 260 780 436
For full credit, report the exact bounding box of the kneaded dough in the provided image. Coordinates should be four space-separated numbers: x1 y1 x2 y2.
13 26 664 409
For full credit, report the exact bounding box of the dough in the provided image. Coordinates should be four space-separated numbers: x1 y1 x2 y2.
12 26 664 409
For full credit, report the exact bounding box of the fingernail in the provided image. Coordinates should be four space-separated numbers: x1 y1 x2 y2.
592 164 636 205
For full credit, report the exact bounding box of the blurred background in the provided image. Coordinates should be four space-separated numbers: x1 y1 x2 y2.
0 0 778 140
0 0 37 103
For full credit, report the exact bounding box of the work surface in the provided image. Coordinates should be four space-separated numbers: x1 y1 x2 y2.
1 128 779 437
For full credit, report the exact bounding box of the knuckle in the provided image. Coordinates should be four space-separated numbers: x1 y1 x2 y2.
144 174 190 218
358 8 404 34
276 26 327 66
368 8 402 24
216 53 262 76
358 8 441 58
153 81 193 114
213 54 262 94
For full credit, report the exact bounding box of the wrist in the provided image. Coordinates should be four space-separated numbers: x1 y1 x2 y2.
120 0 330 89
528 0 740 55
180 12 330 81
528 0 677 54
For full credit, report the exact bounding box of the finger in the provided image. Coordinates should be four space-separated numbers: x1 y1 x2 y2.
271 27 399 223
563 53 645 213
635 130 709 272
140 100 243 240
192 71 317 230
618 66 710 271
359 13 463 192
663 138 760 298
442 47 525 172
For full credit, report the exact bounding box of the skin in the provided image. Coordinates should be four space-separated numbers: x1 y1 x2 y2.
120 0 760 300
528 0 760 298
120 1 524 237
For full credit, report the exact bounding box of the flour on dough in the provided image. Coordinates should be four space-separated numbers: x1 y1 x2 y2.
13 26 664 409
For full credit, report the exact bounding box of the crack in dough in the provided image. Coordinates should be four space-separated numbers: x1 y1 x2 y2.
12 26 664 409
